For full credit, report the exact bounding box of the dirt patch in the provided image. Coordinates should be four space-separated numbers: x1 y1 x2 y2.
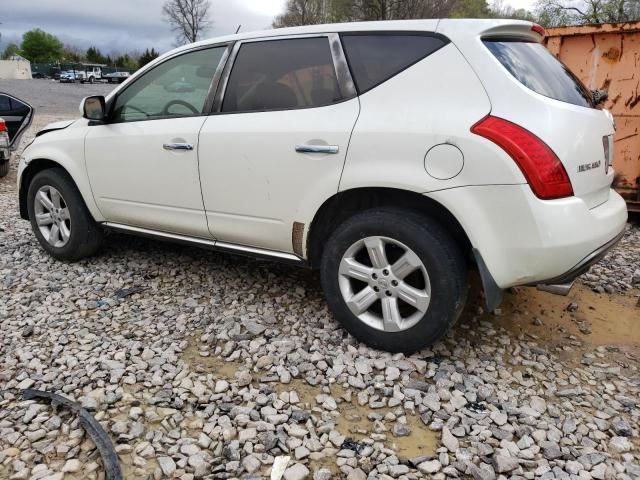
491 285 639 347
181 335 245 378
276 379 439 460
335 401 439 460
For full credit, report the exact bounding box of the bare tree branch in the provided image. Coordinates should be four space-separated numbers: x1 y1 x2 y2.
162 0 213 45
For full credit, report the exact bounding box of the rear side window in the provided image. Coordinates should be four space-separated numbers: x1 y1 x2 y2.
222 38 342 113
484 40 593 108
341 34 448 94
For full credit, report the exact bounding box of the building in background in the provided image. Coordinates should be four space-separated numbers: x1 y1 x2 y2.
0 55 32 79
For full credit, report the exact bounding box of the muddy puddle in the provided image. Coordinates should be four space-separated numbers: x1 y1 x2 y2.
492 285 639 345
274 379 438 460
459 283 639 365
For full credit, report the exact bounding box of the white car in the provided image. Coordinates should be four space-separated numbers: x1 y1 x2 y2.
17 20 627 352
59 71 80 83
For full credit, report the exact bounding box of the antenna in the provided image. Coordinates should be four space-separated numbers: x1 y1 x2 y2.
235 24 242 34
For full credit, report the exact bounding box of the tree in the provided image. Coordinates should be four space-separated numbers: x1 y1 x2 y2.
139 48 160 68
86 46 107 64
273 0 326 26
273 0 460 26
162 0 213 45
535 0 640 26
20 29 63 63
114 53 139 70
1 42 20 60
62 44 84 63
450 0 491 18
491 0 536 20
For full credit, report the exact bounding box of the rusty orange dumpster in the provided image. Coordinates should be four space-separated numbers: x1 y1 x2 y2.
544 22 640 212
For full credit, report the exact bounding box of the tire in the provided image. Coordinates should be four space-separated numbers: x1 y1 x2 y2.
0 160 8 178
27 168 103 261
320 208 468 353
89 77 94 84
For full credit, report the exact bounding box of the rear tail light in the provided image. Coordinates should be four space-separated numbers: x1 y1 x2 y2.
471 115 573 200
531 24 546 36
0 118 6 132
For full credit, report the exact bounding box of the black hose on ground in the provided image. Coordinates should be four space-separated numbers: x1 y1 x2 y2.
21 389 123 480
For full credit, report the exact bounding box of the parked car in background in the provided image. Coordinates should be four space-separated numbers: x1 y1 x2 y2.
104 71 131 84
0 93 33 177
17 20 628 352
59 71 80 83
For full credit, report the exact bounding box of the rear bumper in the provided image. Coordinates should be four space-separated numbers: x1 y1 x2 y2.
427 185 628 288
532 228 625 286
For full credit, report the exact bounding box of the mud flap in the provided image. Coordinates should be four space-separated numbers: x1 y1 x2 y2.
472 248 503 312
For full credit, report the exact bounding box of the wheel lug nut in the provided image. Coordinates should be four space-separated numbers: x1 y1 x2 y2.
385 291 392 296
382 269 389 276
372 273 378 280
391 280 398 287
373 286 380 292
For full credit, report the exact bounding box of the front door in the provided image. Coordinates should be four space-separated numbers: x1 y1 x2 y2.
199 36 360 253
85 46 227 238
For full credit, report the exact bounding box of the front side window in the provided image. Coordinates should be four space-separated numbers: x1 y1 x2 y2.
341 34 449 94
222 38 342 113
483 40 594 108
112 47 225 122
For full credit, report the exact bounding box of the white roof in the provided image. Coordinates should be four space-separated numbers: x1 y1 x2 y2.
164 18 534 58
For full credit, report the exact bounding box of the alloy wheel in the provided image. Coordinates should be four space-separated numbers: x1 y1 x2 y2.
33 185 71 248
338 236 431 332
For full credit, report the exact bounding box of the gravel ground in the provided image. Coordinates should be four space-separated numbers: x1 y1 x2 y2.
0 79 114 116
0 85 638 480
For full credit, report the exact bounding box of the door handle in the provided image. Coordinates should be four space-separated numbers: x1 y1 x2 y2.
295 144 339 154
163 143 194 151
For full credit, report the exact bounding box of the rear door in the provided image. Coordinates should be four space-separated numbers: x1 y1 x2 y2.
198 35 360 253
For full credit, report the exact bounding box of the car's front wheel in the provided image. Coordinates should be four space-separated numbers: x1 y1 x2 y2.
320 209 467 353
27 168 103 261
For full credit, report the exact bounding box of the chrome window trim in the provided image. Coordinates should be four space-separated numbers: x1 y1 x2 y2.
203 43 233 113
328 32 357 99
212 33 357 114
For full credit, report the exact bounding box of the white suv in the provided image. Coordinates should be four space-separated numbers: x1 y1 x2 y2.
17 20 627 352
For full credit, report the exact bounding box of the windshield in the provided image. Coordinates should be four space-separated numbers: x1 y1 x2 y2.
484 40 594 108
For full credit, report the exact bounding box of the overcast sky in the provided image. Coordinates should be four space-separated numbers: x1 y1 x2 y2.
1 0 536 56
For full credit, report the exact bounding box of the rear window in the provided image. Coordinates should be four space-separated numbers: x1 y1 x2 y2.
484 40 593 108
341 34 448 94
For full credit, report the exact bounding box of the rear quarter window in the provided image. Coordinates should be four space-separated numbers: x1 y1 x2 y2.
483 40 593 108
341 33 449 94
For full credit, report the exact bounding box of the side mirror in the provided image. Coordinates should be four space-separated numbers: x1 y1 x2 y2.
81 96 106 121
0 93 34 150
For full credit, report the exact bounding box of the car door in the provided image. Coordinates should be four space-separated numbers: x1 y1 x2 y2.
85 46 227 238
199 35 360 253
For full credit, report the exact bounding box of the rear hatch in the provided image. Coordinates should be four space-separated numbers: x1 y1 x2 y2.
440 20 615 208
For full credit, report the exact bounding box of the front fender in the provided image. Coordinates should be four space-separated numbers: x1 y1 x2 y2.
19 126 104 222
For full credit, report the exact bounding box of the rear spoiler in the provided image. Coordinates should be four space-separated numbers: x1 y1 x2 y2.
437 19 544 43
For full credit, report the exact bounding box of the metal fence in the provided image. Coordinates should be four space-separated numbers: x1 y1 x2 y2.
31 63 134 77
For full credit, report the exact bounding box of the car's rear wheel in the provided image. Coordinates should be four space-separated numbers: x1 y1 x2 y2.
320 208 467 353
0 160 8 178
27 168 103 261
